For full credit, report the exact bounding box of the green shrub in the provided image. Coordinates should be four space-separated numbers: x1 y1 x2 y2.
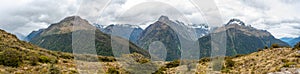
0 48 24 67
59 53 74 59
39 56 52 63
233 54 246 58
281 59 289 63
221 68 230 73
283 62 296 67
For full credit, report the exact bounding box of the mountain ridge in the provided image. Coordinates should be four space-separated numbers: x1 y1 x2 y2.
28 16 150 57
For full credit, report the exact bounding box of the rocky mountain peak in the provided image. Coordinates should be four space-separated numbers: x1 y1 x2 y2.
226 18 245 26
158 15 170 22
41 16 94 36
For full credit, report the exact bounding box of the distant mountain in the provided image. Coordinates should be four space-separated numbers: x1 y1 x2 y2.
290 37 300 46
137 16 183 61
94 23 105 32
280 37 300 47
198 19 289 58
102 24 143 44
25 29 44 41
28 16 149 57
280 37 294 43
186 24 210 38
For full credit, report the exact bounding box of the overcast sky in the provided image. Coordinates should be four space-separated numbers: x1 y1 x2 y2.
0 0 299 39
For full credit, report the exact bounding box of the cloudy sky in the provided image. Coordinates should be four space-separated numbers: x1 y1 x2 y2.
0 0 299 39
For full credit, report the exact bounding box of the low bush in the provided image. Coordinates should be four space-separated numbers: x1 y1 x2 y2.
281 59 289 63
98 56 116 62
294 42 300 50
59 53 74 59
28 55 39 66
153 66 166 74
271 44 280 48
225 59 235 68
49 64 61 74
283 62 296 67
0 48 24 67
166 60 180 68
39 56 56 63
107 68 120 74
199 57 210 63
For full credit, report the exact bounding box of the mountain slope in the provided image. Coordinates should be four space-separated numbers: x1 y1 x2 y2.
24 29 44 41
198 19 289 58
192 47 300 74
0 29 77 73
137 16 183 61
28 16 149 57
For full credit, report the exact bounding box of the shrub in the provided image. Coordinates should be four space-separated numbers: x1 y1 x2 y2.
28 55 39 66
258 48 263 51
0 48 24 67
98 56 116 62
225 59 235 68
281 59 289 63
283 62 296 67
294 42 300 49
129 53 149 64
107 68 120 74
39 56 52 63
271 44 280 48
49 64 61 74
166 60 180 68
233 54 246 58
59 53 74 59
221 68 230 73
264 46 268 49
153 66 166 74
199 57 210 63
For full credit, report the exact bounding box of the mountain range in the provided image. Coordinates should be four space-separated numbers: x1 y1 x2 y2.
26 16 149 57
198 19 289 57
101 24 143 45
25 15 290 61
280 37 300 47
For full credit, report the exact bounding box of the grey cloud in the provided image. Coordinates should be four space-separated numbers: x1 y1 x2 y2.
240 0 270 10
0 0 79 36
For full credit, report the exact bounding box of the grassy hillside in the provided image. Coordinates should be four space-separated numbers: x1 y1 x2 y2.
0 29 127 74
195 47 300 74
